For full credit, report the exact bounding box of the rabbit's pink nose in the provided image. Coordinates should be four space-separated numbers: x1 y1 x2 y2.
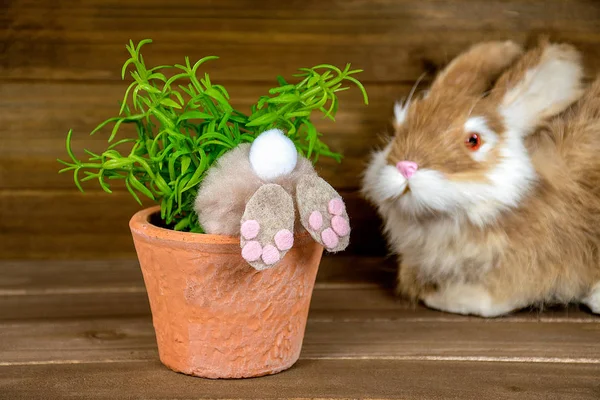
396 161 418 179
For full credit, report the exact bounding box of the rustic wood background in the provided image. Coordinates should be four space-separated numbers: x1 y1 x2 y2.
2 0 600 260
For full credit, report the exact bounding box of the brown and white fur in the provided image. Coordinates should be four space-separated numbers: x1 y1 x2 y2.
361 40 600 317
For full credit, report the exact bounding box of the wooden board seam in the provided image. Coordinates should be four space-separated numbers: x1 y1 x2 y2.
1 355 599 367
303 356 600 364
0 282 379 296
307 317 600 324
0 78 421 86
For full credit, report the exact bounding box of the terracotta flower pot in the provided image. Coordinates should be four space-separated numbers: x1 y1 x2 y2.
129 206 323 379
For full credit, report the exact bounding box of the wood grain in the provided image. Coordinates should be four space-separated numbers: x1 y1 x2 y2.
1 282 593 322
4 0 600 260
3 0 600 82
0 258 398 320
0 258 395 291
2 314 599 364
0 260 594 322
0 190 388 259
0 81 397 191
0 259 598 398
0 359 598 399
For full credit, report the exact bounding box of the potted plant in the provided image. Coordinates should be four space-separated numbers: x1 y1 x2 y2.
58 39 368 379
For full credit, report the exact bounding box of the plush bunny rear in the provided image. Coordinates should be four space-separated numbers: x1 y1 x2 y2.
362 40 600 317
195 129 351 271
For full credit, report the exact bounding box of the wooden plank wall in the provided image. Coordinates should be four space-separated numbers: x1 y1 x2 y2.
2 0 600 259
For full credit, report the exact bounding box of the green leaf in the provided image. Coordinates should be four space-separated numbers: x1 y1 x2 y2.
285 110 311 118
164 194 174 222
168 150 188 180
180 155 192 175
72 168 84 192
183 164 205 192
121 59 136 80
119 82 137 115
205 88 232 112
246 112 278 127
140 83 161 94
81 171 98 182
166 73 191 88
344 76 369 105
172 91 185 106
269 84 295 94
125 178 143 206
148 72 167 82
266 93 300 104
191 56 219 75
213 84 230 100
109 119 125 142
97 170 112 193
276 75 289 86
174 215 190 231
217 111 231 131
160 197 168 220
103 158 133 170
160 98 182 109
154 174 172 195
176 111 213 123
90 117 121 136
325 95 338 120
307 74 321 87
128 173 155 200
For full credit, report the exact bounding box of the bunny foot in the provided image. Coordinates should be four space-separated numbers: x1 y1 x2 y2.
240 184 295 271
296 175 350 252
583 282 600 314
422 283 518 318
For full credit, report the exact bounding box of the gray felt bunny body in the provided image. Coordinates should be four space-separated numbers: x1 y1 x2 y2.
195 129 351 270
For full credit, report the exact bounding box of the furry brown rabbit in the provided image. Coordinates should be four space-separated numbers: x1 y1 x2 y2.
361 40 600 317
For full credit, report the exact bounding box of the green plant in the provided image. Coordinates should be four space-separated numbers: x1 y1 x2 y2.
58 39 368 233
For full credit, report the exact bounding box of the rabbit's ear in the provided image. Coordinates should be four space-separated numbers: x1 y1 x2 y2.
429 41 523 97
492 42 584 136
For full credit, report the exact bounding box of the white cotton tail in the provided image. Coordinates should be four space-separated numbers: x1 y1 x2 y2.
249 129 298 180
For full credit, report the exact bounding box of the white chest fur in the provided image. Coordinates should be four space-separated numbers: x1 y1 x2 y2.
381 206 501 282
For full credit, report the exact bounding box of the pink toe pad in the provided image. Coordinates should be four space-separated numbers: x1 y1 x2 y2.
321 228 339 249
328 198 345 216
241 220 260 240
242 241 262 262
331 216 350 237
309 211 323 230
274 229 294 251
262 245 281 265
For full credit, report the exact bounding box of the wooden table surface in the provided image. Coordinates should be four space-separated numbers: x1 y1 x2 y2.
1 257 599 399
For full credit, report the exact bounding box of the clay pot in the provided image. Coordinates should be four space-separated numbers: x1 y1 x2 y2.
129 206 323 379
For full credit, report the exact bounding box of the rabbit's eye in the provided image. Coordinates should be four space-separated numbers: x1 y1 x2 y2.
465 132 482 151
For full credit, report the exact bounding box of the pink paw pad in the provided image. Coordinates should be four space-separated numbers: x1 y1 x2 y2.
262 245 281 265
321 228 339 249
274 229 294 251
309 211 323 230
331 216 350 237
242 241 262 262
241 220 260 240
328 198 345 216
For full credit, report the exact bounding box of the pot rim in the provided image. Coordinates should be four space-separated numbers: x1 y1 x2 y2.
129 205 314 250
